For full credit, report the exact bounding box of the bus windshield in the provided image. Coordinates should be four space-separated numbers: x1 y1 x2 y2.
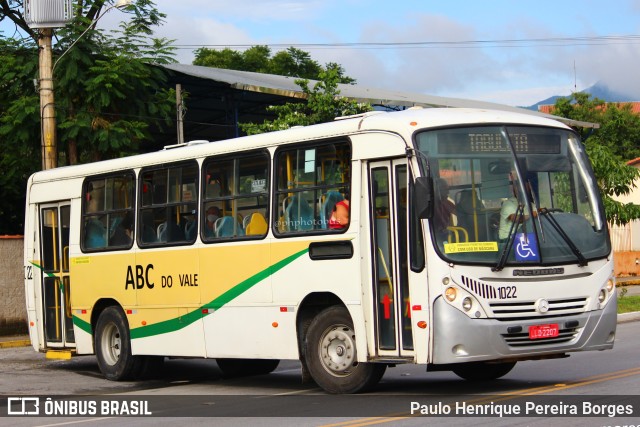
415 125 610 266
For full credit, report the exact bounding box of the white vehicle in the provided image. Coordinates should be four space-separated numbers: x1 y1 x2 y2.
24 108 616 393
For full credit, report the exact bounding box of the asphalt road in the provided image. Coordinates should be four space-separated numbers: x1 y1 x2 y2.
1 319 639 426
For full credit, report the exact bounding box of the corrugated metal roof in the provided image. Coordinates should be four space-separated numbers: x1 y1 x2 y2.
163 64 598 129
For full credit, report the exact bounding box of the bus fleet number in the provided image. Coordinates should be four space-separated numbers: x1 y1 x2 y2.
497 286 517 299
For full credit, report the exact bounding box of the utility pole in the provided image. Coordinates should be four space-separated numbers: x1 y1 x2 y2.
26 0 131 170
176 84 185 145
39 28 57 170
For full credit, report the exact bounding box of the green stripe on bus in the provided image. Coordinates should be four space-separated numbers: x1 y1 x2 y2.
73 315 92 334
30 261 56 278
129 247 309 339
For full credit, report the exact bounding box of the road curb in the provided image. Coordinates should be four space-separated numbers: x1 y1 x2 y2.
0 339 31 349
617 311 640 324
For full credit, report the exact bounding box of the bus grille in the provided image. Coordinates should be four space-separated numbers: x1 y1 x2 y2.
501 326 580 348
489 298 588 320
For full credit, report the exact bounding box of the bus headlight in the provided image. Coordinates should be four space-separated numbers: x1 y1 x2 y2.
598 289 607 304
445 287 457 302
462 297 473 312
606 278 615 293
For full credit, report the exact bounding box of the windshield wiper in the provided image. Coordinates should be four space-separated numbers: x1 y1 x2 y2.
538 208 588 267
492 204 524 272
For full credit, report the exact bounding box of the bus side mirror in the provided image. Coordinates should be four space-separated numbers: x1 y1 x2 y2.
414 177 434 219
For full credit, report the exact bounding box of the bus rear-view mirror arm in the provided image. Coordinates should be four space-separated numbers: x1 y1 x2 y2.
414 176 434 219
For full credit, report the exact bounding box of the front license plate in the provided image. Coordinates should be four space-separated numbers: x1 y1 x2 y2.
528 324 559 339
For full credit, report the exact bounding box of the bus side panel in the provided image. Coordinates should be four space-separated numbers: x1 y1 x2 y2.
72 251 138 354
201 241 274 358
270 237 366 361
130 247 204 358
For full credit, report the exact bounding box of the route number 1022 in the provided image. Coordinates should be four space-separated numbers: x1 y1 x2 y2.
497 286 517 299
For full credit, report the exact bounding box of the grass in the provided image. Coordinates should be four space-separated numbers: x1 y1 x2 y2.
617 295 640 314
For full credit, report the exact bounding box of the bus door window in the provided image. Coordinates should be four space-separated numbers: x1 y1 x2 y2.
370 160 413 354
371 167 396 350
395 164 413 350
40 204 74 345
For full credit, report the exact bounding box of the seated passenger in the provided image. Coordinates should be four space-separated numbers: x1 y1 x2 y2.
110 213 133 246
204 206 221 237
329 196 350 230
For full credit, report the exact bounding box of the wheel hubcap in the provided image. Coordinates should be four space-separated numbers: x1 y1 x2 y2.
101 323 121 366
319 325 356 376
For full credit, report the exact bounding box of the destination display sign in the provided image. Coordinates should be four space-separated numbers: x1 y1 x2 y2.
437 132 561 155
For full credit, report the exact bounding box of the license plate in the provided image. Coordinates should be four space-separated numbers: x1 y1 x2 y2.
528 324 559 339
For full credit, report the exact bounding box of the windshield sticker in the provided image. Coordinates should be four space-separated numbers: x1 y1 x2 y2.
444 242 498 253
514 232 540 262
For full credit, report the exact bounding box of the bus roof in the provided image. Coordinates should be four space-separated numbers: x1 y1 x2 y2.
28 107 570 185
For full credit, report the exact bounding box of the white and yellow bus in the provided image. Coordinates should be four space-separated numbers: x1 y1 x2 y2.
24 107 616 393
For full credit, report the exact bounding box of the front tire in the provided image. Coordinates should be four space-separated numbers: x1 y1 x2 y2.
305 306 385 394
95 306 142 381
452 361 516 381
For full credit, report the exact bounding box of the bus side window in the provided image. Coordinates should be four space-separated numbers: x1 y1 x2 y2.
81 173 135 251
274 141 351 235
138 162 198 247
202 150 269 241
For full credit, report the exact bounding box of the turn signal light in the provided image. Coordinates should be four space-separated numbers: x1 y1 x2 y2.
445 287 457 302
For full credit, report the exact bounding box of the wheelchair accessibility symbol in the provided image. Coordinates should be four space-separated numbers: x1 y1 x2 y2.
514 232 539 262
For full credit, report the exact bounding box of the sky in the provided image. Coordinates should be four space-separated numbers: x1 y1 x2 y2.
63 0 640 106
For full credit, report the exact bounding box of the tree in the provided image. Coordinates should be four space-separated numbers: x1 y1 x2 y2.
0 0 177 233
240 67 371 135
552 92 640 225
193 45 355 84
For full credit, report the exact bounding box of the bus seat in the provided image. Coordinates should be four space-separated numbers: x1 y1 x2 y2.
215 216 236 237
245 212 268 236
142 224 157 243
109 217 123 237
84 219 106 249
321 191 343 228
157 222 166 239
184 220 197 240
159 221 184 242
285 195 314 231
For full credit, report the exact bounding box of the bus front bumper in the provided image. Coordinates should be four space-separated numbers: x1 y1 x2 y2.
430 296 617 365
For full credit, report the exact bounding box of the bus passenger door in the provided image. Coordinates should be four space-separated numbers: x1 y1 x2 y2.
369 159 413 357
39 203 75 348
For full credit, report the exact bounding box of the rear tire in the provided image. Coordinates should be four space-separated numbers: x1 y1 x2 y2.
305 306 385 394
216 358 280 377
95 306 142 381
452 361 516 381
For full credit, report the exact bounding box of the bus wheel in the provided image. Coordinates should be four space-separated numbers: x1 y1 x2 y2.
95 306 141 381
305 306 386 394
216 358 280 377
452 361 516 381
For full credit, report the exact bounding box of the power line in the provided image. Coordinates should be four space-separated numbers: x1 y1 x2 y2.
169 34 640 50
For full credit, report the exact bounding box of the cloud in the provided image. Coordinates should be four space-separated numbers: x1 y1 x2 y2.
147 1 640 105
